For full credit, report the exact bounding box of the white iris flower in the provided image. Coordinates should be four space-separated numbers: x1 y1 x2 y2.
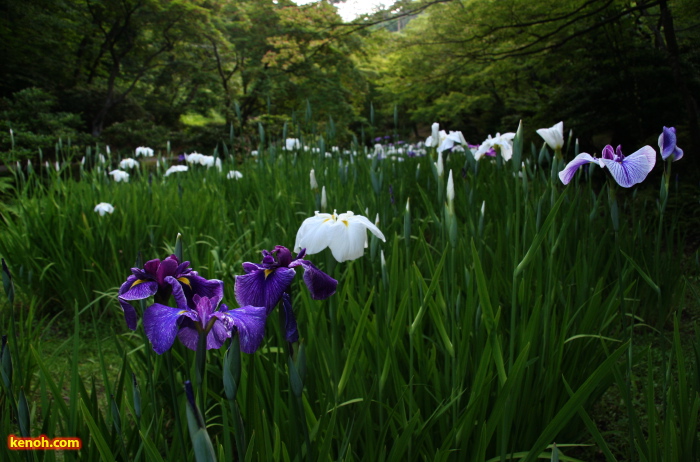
285 138 300 150
94 202 114 216
109 169 130 182
135 146 154 157
119 158 139 169
536 122 564 152
164 165 188 176
294 210 386 263
474 132 516 161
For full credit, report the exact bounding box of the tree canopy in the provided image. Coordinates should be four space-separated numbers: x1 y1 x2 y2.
1 0 698 166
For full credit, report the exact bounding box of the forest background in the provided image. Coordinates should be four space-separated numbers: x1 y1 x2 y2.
1 0 699 174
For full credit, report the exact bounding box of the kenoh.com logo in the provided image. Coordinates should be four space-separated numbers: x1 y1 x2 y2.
7 434 82 450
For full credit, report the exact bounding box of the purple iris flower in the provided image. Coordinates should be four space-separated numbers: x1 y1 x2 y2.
374 137 382 143
559 144 656 188
658 127 683 161
143 277 266 354
234 246 337 342
118 255 222 331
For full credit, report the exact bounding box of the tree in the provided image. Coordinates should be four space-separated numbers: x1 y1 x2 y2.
366 0 699 160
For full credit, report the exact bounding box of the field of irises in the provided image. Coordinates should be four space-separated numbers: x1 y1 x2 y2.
1 122 698 461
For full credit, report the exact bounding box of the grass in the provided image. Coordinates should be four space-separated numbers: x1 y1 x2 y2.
0 125 698 461
570 277 699 461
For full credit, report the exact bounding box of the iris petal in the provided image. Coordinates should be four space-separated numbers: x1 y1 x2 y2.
185 275 224 308
558 153 598 185
289 259 338 300
536 122 564 151
143 259 161 275
143 303 186 354
174 321 199 350
194 295 214 328
327 219 366 262
234 266 296 313
156 257 179 286
281 293 298 343
118 274 138 296
221 306 268 354
119 298 138 331
346 214 386 242
176 318 230 351
164 276 190 310
659 127 683 161
120 280 158 301
600 146 655 188
242 262 264 273
294 213 334 254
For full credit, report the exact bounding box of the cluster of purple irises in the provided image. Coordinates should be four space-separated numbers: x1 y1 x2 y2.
118 246 337 355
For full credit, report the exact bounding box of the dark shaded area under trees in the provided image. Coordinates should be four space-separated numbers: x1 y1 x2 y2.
0 0 698 173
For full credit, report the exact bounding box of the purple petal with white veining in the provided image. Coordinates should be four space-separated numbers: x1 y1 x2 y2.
558 153 598 185
600 145 656 188
118 274 139 296
176 317 230 351
194 295 214 329
143 303 186 354
234 266 296 313
242 262 263 273
120 279 158 301
164 276 190 310
184 275 224 306
221 305 268 354
289 259 337 300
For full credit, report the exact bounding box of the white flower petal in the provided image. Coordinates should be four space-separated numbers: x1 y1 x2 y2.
294 210 386 262
328 220 366 262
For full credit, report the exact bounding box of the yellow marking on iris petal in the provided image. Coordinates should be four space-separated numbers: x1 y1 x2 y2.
323 218 332 223
341 220 349 227
178 310 188 316
264 269 274 279
177 277 191 288
130 279 146 288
